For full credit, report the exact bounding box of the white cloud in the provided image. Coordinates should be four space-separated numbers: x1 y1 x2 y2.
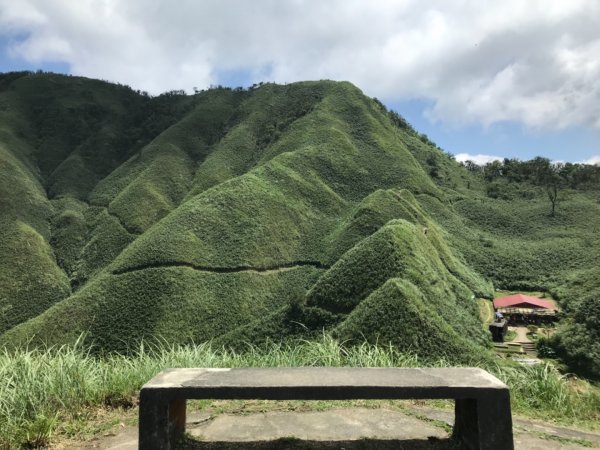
1 0 600 131
454 153 503 166
582 155 600 165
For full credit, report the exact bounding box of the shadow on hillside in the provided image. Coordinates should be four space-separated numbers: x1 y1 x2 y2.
180 437 465 449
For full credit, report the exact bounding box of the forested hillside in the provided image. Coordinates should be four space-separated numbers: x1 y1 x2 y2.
0 72 598 375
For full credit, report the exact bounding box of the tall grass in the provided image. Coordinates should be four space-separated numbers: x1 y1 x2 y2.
1 336 598 448
495 363 600 421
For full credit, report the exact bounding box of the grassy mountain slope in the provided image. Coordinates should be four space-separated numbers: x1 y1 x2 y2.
0 72 202 333
0 74 69 333
336 278 486 363
308 220 490 358
1 73 598 372
450 193 600 290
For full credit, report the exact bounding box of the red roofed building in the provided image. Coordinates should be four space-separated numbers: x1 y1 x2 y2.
493 294 555 310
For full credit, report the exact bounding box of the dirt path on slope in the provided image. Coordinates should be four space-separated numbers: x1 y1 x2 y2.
112 260 330 276
513 326 531 342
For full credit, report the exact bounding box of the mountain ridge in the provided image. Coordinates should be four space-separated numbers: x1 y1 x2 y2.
1 72 599 375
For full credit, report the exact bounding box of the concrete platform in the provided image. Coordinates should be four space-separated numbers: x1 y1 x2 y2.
189 407 448 441
84 406 598 450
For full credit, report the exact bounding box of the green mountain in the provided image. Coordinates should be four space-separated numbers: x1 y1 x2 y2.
1 72 598 372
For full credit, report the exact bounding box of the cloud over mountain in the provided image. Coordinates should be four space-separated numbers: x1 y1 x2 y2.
454 153 503 165
1 0 599 131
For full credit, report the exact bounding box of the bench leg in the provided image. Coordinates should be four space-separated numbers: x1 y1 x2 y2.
454 391 513 450
139 391 186 450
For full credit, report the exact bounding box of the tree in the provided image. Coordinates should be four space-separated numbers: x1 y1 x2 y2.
528 156 552 184
463 160 481 172
502 158 526 182
541 162 564 217
546 174 560 216
483 160 503 181
524 157 565 216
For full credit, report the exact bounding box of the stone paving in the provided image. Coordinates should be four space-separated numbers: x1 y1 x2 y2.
80 406 599 450
410 406 600 450
188 408 447 442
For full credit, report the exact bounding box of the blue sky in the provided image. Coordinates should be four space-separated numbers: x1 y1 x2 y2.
1 1 599 165
0 34 69 74
387 99 600 164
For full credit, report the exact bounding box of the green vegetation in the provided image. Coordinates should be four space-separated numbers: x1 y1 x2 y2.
477 299 494 327
0 74 486 363
308 220 490 361
504 330 517 342
1 72 599 379
451 160 600 377
549 270 600 378
1 337 598 448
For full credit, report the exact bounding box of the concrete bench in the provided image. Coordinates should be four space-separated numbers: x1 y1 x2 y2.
139 367 513 450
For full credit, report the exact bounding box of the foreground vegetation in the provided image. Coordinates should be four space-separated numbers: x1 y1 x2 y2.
1 336 599 448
